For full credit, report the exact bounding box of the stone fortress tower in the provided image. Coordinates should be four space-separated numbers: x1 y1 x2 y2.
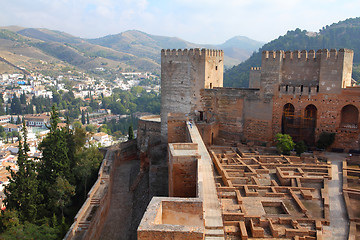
160 48 224 141
250 49 354 98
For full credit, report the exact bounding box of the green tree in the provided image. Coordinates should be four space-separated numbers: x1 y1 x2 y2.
86 112 90 125
85 124 96 133
48 176 75 217
316 132 336 150
81 110 86 125
72 121 82 129
74 145 103 200
16 115 21 124
295 141 307 155
4 122 41 222
10 93 22 115
37 106 72 213
275 133 295 155
0 221 58 240
20 92 26 105
128 124 134 140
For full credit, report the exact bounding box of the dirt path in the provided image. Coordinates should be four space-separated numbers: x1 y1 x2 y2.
100 160 136 240
323 152 349 239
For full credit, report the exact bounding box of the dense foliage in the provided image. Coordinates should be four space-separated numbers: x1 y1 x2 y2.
224 17 360 88
1 107 104 239
275 133 295 155
316 132 336 150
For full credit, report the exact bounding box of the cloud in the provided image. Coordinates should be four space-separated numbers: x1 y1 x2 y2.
0 0 359 43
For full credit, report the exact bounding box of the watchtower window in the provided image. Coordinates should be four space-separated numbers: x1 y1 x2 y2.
286 85 288 92
301 85 303 93
340 104 359 129
316 86 319 92
215 66 218 70
199 111 204 121
210 83 213 89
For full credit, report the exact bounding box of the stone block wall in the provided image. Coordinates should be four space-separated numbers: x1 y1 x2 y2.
168 143 199 197
160 48 223 141
64 140 138 240
259 49 354 98
272 90 360 151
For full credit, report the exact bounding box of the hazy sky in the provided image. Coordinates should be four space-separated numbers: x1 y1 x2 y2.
0 0 359 44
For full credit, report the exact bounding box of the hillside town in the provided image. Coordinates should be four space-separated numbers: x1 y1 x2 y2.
0 70 160 211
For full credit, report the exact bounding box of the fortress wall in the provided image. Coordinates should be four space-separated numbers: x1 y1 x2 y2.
260 49 354 96
137 116 161 150
64 140 138 240
137 115 161 168
260 50 283 98
281 50 320 86
201 88 256 143
319 49 353 94
272 91 360 151
161 49 223 141
249 67 261 88
243 99 274 143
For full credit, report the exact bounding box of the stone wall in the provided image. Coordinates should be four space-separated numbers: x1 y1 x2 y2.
167 113 188 143
168 143 199 197
201 88 261 144
259 49 354 97
272 89 360 151
64 140 138 240
160 48 223 141
197 48 359 150
137 115 161 152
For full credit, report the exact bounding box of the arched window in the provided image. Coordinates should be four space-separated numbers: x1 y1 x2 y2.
304 104 317 120
283 103 295 118
341 104 359 129
282 103 295 134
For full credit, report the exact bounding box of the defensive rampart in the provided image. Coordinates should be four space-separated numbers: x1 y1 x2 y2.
63 140 138 240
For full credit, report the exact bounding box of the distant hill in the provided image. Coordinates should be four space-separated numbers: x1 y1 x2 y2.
224 17 360 88
0 27 263 77
88 30 263 68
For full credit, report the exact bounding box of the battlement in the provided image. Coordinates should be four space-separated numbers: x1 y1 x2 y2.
250 67 261 71
161 48 223 57
262 48 353 61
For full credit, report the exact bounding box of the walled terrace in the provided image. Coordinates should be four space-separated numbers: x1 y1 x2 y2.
343 156 360 239
210 145 332 239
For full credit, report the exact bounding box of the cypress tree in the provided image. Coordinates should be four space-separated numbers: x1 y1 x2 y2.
128 124 134 140
81 110 85 125
4 122 41 222
86 112 90 125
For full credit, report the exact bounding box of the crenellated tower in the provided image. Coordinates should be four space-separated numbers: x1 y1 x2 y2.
249 48 354 98
160 48 224 142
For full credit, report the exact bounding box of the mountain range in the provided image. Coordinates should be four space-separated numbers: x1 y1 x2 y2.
0 27 263 77
1 17 360 87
